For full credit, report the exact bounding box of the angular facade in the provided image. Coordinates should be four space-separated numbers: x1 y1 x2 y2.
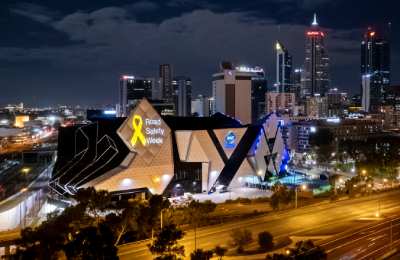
49 99 286 200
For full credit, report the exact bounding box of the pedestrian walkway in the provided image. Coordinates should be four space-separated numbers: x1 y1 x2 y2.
0 164 53 230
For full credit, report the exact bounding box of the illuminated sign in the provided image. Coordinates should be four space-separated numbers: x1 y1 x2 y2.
104 111 116 114
123 76 134 79
370 32 375 36
225 132 236 148
131 116 164 145
117 99 171 164
327 118 340 123
131 115 147 146
307 31 320 36
236 67 263 73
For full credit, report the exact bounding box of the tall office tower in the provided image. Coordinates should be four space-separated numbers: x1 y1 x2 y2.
276 41 292 94
362 75 371 113
202 97 214 117
119 76 154 117
172 76 191 116
159 64 173 102
213 62 252 124
251 71 267 122
290 69 302 105
361 26 390 113
301 14 330 98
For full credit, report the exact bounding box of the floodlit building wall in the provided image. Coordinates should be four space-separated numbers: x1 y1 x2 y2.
14 116 29 127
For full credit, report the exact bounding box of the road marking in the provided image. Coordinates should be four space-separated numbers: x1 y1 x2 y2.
366 234 387 241
358 238 400 259
320 207 400 247
325 226 395 253
117 195 400 257
368 243 375 247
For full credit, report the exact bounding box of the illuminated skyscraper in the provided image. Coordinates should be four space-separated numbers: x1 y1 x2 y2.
119 76 154 117
301 14 330 98
361 27 390 113
159 64 173 102
172 76 191 116
276 40 292 94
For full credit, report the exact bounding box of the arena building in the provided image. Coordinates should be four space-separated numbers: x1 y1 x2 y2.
49 99 287 201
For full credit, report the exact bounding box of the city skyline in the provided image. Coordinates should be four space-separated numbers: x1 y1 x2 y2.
0 0 399 107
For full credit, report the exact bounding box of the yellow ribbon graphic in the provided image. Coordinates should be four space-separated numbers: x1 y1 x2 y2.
131 115 146 147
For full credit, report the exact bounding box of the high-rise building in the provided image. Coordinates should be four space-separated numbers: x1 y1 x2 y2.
327 88 347 105
251 72 267 122
276 41 292 94
172 76 191 116
290 69 302 105
159 64 173 102
265 93 295 116
213 63 252 124
213 63 266 124
301 14 330 98
384 86 400 112
119 76 154 117
362 75 371 113
191 96 214 117
309 96 328 118
361 27 390 113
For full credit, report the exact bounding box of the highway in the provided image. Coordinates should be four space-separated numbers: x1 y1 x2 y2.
320 214 400 259
117 190 400 260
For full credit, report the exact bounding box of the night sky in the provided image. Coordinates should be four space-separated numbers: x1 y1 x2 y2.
0 0 399 108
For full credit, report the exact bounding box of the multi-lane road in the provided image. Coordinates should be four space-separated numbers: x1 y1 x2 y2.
117 190 400 260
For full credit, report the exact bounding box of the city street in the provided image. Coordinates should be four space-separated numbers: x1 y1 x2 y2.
117 189 400 260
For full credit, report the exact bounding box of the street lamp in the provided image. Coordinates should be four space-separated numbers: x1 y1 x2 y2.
160 208 168 230
295 185 306 209
23 168 29 185
376 213 392 252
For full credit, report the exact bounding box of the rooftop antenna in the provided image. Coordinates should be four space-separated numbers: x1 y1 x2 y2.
312 13 317 25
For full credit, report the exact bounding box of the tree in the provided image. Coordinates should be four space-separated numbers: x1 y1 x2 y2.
365 176 374 195
328 174 340 196
162 208 186 229
147 225 186 260
258 231 274 250
266 240 327 260
309 129 333 148
190 249 213 260
185 200 217 249
345 176 362 198
316 145 334 172
102 199 142 246
269 183 294 210
15 202 90 259
72 187 111 224
213 245 228 260
229 228 253 252
137 194 170 239
64 226 119 260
